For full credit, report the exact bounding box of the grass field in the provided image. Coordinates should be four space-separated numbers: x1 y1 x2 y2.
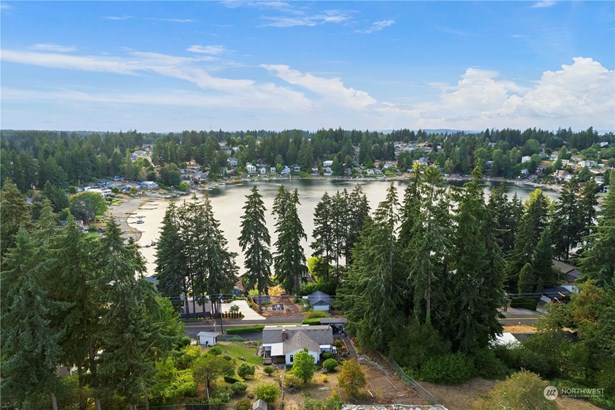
217 341 262 366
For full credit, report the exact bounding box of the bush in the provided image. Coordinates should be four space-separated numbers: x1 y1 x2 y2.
263 366 276 376
237 363 255 379
321 352 333 360
472 348 509 379
230 382 248 395
303 397 324 410
284 373 304 389
236 398 251 410
302 318 322 325
474 370 557 410
509 296 538 310
208 346 223 356
419 353 475 384
305 310 330 319
226 325 265 335
255 382 280 403
223 354 233 361
323 358 338 373
224 376 241 384
389 321 451 371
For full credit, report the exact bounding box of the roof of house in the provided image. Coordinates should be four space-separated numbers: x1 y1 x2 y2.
552 260 579 275
307 291 332 307
262 325 333 346
197 331 220 337
253 399 268 410
542 285 577 300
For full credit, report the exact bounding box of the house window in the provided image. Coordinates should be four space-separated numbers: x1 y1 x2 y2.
290 355 294 363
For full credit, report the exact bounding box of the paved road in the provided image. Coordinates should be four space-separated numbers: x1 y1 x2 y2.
499 307 543 326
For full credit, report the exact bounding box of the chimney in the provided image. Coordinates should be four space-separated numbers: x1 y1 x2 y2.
282 330 288 340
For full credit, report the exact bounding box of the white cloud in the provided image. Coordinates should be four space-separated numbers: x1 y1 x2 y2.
531 1 556 9
30 43 78 53
261 10 351 27
187 44 226 55
103 15 195 23
262 64 376 109
358 19 395 34
1 3 13 10
220 1 290 11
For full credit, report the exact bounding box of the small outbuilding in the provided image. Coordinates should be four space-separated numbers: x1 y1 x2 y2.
552 260 581 283
252 399 268 410
307 291 332 311
197 331 220 347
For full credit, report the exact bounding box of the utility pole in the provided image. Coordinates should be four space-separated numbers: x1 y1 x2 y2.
219 292 224 334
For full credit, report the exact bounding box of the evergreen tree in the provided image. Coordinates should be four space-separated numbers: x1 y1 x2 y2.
0 182 31 255
311 192 334 281
580 171 615 286
94 219 151 409
272 187 307 293
579 177 598 240
551 178 583 260
331 189 350 272
446 168 505 352
487 185 522 254
338 184 402 350
406 167 452 325
1 229 67 409
345 185 370 264
239 186 273 295
155 203 188 311
533 227 555 290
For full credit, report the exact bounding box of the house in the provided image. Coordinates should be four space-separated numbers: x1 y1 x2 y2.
259 166 267 175
197 331 220 346
140 181 159 189
293 165 301 173
228 158 238 167
521 156 531 163
281 166 291 176
252 399 268 410
131 150 147 160
323 160 333 167
307 291 332 311
246 163 257 174
552 260 581 282
261 325 334 365
270 166 277 174
541 285 578 304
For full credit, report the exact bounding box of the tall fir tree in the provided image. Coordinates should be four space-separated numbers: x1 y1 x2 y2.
580 171 615 287
1 229 67 410
311 191 334 281
272 187 307 293
551 178 583 260
345 185 370 265
239 186 273 295
338 184 402 350
0 182 31 256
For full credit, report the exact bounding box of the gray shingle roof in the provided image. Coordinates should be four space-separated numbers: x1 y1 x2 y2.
307 291 332 307
262 325 333 346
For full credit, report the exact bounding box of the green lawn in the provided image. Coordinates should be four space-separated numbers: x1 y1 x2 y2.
217 341 262 366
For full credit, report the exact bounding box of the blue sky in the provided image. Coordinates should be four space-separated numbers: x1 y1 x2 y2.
1 1 614 132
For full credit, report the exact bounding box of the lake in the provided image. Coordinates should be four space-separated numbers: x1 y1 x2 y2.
128 178 560 277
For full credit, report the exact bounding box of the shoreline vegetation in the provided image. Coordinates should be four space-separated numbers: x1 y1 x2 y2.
112 174 563 245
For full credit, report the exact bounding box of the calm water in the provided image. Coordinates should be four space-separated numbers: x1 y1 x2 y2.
129 179 559 277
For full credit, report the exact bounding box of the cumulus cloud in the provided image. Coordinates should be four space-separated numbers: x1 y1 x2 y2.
358 19 395 34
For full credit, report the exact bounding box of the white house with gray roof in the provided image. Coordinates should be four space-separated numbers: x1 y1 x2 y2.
261 325 334 365
307 291 332 311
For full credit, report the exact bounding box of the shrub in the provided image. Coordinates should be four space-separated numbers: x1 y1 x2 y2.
236 398 251 410
230 382 248 395
326 391 343 410
472 348 509 379
263 366 276 376
509 296 538 310
224 375 241 384
419 353 475 384
284 373 304 389
255 382 280 403
237 363 255 379
338 359 366 398
323 358 338 373
291 350 316 383
208 346 223 356
389 321 451 371
305 310 329 319
474 370 557 410
302 318 322 325
223 354 233 361
303 397 324 410
226 325 265 335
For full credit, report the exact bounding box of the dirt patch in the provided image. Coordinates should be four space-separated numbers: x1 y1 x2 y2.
361 363 427 405
422 378 603 410
258 294 303 317
503 324 538 333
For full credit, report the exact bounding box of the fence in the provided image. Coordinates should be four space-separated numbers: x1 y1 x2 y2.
387 357 439 405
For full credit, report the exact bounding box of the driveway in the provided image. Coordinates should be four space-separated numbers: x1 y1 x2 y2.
221 300 266 321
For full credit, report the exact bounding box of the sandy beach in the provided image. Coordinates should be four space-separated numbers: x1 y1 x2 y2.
109 195 152 242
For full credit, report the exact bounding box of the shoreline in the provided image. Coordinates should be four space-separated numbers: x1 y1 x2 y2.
109 195 151 242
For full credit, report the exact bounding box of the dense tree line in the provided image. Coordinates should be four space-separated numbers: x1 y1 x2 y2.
3 127 613 194
155 196 238 314
0 184 185 409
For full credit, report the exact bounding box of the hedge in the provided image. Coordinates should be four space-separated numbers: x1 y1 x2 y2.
510 297 538 311
226 325 265 335
301 318 321 325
